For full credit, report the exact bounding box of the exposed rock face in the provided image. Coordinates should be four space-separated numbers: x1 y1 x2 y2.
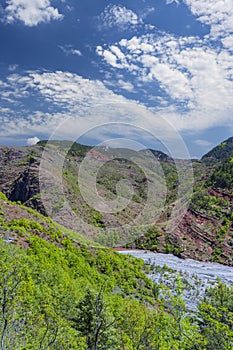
0 145 45 213
173 208 233 264
9 168 37 202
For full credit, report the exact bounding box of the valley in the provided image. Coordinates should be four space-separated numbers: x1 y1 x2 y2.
0 137 233 349
0 137 232 265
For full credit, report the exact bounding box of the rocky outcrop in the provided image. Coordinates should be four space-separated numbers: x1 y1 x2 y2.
0 145 45 212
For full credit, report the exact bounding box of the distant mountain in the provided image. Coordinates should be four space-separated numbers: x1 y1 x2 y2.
37 139 92 158
139 148 171 160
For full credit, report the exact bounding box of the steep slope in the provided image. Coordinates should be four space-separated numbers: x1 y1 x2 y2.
0 192 156 349
202 136 233 163
0 144 45 212
166 157 233 264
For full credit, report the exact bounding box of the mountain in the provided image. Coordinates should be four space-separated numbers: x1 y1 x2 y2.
202 136 233 163
202 138 233 190
0 137 232 265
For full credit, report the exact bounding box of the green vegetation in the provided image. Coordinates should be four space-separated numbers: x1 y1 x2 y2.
198 280 233 349
133 225 162 251
207 157 233 189
190 190 229 216
202 137 233 163
37 140 92 159
1 194 233 348
165 236 185 257
1 234 233 349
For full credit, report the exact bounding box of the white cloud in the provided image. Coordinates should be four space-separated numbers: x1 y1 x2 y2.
194 139 212 147
102 50 119 67
27 136 40 145
97 29 233 131
71 49 82 56
103 75 135 92
183 0 233 41
26 71 122 110
58 45 82 56
0 66 232 159
140 7 155 20
98 34 197 101
96 44 138 71
0 70 190 159
4 0 63 26
166 0 180 4
8 64 18 71
222 35 233 51
117 79 134 92
98 4 143 30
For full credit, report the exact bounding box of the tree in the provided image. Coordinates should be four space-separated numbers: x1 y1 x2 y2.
198 280 233 349
115 299 156 350
71 283 117 350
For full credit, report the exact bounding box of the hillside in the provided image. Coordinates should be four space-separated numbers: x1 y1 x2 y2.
202 137 233 163
0 192 155 348
1 194 233 349
0 137 232 265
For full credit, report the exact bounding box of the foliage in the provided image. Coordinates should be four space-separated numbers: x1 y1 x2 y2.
71 284 117 350
197 280 233 349
134 225 162 251
207 157 233 189
202 137 233 163
37 140 92 159
0 223 233 348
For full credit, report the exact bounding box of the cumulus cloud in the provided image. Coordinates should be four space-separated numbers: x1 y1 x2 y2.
26 71 122 110
4 0 63 26
96 44 138 71
95 0 233 134
183 0 233 41
98 4 143 30
0 60 232 156
27 136 40 145
222 35 233 51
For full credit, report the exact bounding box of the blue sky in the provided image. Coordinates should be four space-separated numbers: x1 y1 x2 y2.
0 0 233 158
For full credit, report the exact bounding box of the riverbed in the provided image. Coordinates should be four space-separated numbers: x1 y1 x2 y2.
120 250 233 285
119 251 233 309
